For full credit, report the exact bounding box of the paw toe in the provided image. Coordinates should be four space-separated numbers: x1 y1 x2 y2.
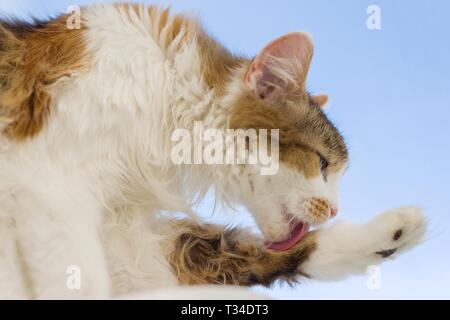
393 229 403 241
376 248 397 258
371 206 427 258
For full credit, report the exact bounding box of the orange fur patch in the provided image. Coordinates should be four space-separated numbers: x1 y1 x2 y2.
196 32 246 95
116 4 197 54
119 4 244 96
0 16 87 140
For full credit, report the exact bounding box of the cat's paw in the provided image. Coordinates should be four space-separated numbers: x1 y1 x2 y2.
300 206 427 281
369 206 427 259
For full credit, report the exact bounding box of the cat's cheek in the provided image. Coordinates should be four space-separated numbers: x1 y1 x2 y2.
324 167 347 211
246 201 286 240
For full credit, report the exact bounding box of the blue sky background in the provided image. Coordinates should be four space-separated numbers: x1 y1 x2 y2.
1 0 449 299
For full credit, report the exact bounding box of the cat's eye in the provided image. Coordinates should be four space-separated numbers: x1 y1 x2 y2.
318 153 329 178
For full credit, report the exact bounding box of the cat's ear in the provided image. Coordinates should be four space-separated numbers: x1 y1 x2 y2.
311 94 329 108
245 32 313 100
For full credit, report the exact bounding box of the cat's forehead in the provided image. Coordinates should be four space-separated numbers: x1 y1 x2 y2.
229 91 349 176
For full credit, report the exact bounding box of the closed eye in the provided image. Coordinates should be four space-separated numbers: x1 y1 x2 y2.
318 153 329 180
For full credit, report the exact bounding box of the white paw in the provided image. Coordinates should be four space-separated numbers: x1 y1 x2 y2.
301 206 427 280
368 206 427 259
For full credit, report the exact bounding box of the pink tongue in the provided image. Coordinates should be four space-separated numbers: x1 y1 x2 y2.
267 223 309 251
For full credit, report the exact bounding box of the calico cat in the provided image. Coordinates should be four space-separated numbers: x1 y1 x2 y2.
0 4 426 299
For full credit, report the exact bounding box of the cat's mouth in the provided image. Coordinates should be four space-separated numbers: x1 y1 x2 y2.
265 218 310 252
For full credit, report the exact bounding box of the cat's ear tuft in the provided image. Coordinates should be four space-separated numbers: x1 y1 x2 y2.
312 94 329 108
245 32 314 100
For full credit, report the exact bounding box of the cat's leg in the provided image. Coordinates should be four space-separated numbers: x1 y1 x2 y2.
12 185 110 299
0 217 30 299
301 206 427 280
165 218 316 286
166 207 426 286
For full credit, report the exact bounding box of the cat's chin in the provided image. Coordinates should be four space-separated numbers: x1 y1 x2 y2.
265 220 310 252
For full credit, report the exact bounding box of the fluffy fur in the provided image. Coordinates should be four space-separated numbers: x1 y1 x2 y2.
0 4 427 299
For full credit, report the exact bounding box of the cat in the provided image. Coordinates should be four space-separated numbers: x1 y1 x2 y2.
0 3 426 299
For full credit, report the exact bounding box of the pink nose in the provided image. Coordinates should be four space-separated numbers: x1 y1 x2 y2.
330 209 338 218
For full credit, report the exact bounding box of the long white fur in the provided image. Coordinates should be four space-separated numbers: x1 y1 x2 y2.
0 4 427 299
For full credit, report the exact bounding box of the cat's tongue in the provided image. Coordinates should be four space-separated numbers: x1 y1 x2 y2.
266 222 309 251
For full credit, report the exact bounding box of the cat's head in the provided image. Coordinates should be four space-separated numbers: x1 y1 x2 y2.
225 33 348 251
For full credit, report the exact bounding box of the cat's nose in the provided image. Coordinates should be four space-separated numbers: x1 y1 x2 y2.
330 208 338 218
